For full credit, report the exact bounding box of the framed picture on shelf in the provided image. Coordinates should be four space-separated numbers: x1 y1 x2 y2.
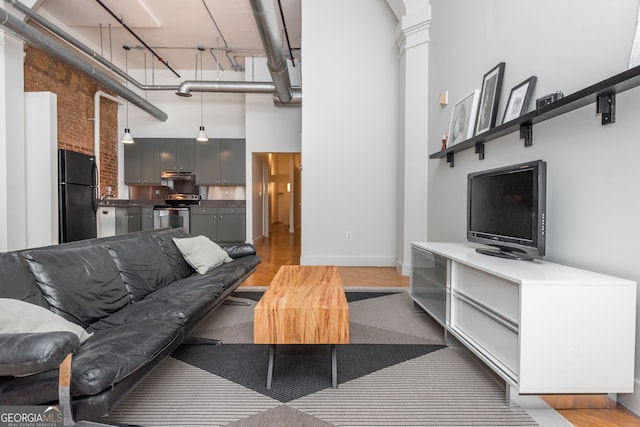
502 76 537 124
448 90 480 147
475 62 505 135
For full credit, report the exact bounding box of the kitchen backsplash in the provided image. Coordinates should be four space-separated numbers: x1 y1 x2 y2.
128 185 246 201
128 185 172 201
204 186 246 200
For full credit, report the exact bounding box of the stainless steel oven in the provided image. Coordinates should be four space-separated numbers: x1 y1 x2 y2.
153 193 200 233
153 207 190 232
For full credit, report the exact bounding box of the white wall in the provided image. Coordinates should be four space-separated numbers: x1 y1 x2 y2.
428 0 640 412
301 0 400 266
245 57 302 242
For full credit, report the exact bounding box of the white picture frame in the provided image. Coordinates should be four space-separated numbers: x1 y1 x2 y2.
448 90 480 147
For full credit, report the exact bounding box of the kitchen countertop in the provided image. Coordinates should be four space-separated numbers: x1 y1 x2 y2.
99 199 246 208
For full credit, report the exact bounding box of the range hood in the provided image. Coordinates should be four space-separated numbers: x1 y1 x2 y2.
161 171 195 180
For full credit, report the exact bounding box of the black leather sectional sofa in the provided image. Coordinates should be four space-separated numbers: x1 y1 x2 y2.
0 227 260 421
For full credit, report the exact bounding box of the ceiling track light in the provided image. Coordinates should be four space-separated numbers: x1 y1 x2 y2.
195 47 208 142
121 46 135 144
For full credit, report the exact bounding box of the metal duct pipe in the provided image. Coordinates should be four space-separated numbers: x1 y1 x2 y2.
249 0 293 103
176 80 276 97
5 0 177 92
0 8 168 121
273 88 302 106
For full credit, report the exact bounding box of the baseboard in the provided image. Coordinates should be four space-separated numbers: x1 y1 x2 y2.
300 255 397 266
397 260 411 276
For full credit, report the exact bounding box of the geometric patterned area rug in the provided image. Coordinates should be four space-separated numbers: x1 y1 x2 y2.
102 290 567 426
172 343 445 403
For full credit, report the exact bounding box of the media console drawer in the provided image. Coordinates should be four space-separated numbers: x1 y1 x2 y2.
451 295 519 381
454 263 519 324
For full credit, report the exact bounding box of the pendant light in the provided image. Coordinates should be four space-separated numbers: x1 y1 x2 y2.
121 46 134 144
196 47 208 142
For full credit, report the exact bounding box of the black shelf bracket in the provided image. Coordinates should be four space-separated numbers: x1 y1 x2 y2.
446 151 455 167
475 141 485 160
597 93 616 125
520 122 533 147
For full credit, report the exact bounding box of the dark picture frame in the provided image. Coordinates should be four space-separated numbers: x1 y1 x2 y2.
502 76 537 124
448 90 480 147
475 62 505 135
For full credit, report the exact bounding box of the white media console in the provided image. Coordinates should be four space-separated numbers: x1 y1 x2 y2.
410 242 637 396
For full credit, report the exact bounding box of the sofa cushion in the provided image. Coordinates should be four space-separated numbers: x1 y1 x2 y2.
151 228 194 279
106 236 176 302
22 245 130 328
0 253 49 308
0 299 93 344
173 235 232 274
0 332 80 377
71 317 184 396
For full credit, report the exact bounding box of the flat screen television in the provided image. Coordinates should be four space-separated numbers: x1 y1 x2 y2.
467 160 546 260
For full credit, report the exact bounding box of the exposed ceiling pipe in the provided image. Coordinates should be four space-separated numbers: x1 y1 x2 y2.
0 7 169 121
249 0 293 104
176 80 275 97
5 0 177 92
7 0 299 103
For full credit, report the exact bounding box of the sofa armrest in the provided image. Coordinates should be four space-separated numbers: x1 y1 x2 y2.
0 332 80 376
222 243 257 259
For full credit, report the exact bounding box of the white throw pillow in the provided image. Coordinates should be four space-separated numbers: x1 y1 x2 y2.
172 235 233 274
0 299 93 344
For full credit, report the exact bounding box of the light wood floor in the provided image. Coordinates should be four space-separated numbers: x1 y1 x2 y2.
243 223 639 426
242 223 408 287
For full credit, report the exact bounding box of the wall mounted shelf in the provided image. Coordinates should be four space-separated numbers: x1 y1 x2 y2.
431 64 640 167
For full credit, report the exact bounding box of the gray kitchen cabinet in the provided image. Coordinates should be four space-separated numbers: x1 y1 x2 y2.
116 207 141 235
190 207 218 241
194 138 245 185
160 138 194 172
124 139 161 185
218 207 246 242
220 139 245 185
141 206 154 231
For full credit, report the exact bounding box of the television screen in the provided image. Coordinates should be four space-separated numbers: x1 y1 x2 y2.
467 160 546 260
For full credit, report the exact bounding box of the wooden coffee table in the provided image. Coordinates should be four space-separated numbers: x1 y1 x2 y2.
254 265 349 389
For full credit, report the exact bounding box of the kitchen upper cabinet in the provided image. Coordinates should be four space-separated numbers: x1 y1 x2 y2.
124 139 161 185
195 138 245 185
160 138 194 172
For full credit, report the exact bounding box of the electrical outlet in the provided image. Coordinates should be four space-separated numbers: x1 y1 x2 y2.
345 231 353 240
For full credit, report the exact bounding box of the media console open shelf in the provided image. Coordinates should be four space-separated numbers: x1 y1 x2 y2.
431 64 640 167
410 242 637 398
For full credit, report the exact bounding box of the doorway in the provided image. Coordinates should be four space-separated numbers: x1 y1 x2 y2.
252 152 301 240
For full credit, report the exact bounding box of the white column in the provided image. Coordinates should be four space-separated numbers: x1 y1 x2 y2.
396 6 431 275
25 92 58 247
0 30 27 251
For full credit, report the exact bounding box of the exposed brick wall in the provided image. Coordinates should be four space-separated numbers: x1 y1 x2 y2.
23 46 119 195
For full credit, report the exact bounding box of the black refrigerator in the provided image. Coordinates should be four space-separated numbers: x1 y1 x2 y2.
58 149 98 243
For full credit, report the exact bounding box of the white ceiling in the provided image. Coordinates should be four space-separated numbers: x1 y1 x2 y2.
31 0 301 75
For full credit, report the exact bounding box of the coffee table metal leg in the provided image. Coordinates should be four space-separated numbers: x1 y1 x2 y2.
267 344 275 390
331 344 337 389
